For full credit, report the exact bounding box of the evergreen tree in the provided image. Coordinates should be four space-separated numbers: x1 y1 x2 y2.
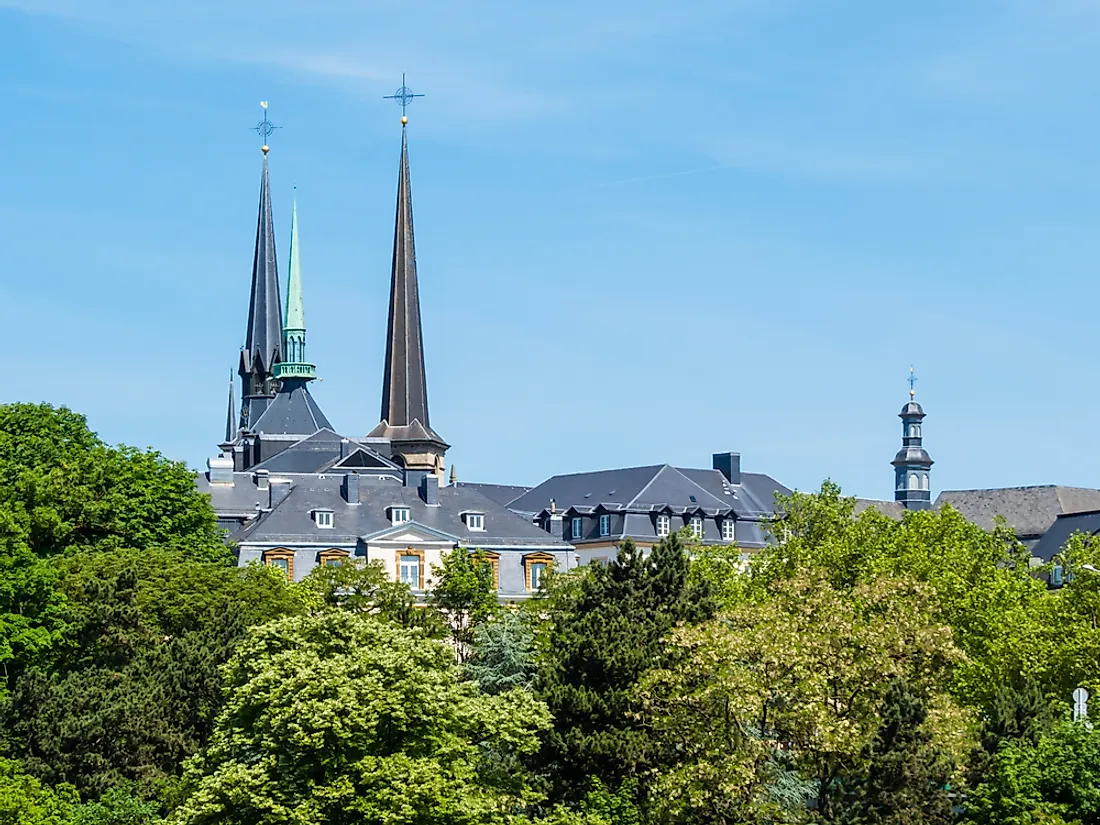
535 534 714 801
832 678 953 825
466 609 537 695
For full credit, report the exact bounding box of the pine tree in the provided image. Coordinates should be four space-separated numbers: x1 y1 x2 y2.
535 533 714 802
832 678 953 825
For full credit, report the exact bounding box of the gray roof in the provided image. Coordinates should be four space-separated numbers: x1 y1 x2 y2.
854 498 906 519
249 428 399 476
240 153 283 377
936 485 1100 539
899 400 925 418
230 475 572 550
249 379 333 437
453 482 532 508
1031 509 1100 562
378 127 431 433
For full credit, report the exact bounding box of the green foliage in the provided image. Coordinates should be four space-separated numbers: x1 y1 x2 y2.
0 404 226 563
966 720 1100 825
6 549 302 799
831 678 954 825
431 547 501 662
298 557 440 632
535 534 714 801
466 608 538 695
0 757 78 825
68 788 160 825
170 610 551 825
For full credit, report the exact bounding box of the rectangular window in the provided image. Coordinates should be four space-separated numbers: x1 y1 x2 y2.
599 514 611 537
571 517 583 539
465 513 485 531
325 558 341 567
272 557 289 575
530 562 548 590
656 514 670 537
399 554 421 588
391 507 410 525
315 510 334 528
722 519 735 542
690 517 704 540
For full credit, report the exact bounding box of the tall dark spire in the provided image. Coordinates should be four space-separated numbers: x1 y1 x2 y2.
892 370 934 510
238 149 284 429
368 118 448 486
380 126 430 429
223 373 236 446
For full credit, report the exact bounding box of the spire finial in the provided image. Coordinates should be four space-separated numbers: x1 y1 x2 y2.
449 464 456 485
383 73 424 123
908 366 917 399
254 101 280 154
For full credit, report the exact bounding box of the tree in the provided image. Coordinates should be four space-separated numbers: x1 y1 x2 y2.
170 610 550 825
0 757 77 825
831 678 953 825
0 403 225 563
639 572 965 824
431 548 500 662
7 549 303 799
535 534 714 802
466 609 538 695
298 558 440 633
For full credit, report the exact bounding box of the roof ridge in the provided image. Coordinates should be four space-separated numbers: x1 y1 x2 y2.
669 466 731 509
626 464 674 508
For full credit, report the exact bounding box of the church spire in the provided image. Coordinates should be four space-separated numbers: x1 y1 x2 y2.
273 193 315 381
238 132 283 429
891 368 934 510
223 373 236 446
379 124 430 429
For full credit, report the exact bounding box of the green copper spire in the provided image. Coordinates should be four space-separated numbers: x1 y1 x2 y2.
273 192 316 381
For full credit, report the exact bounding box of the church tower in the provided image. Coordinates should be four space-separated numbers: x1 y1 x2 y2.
891 369 934 510
237 138 283 430
367 109 448 485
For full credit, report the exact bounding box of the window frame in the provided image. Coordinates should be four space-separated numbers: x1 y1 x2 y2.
523 552 556 591
319 548 349 568
464 512 486 531
263 547 295 582
721 518 735 542
396 547 425 589
690 516 704 540
599 514 611 537
656 514 671 537
571 516 583 539
314 509 334 529
470 550 500 589
390 506 411 525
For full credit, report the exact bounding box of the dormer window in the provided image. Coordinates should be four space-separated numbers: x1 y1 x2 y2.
390 507 411 525
599 514 611 537
571 517 583 539
690 516 704 540
656 514 670 537
722 518 735 542
463 512 485 531
314 510 334 529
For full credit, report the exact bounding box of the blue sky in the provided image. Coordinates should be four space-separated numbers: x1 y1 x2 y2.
2 0 1099 499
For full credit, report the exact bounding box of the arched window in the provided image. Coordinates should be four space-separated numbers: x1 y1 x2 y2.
908 424 917 438
915 424 922 438
908 473 918 490
922 474 929 491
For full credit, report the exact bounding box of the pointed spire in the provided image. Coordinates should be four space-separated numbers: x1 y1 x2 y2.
379 125 430 429
224 373 236 445
238 147 284 429
273 191 315 381
892 369 934 511
449 464 457 486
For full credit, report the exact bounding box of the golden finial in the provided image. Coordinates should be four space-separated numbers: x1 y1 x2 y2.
401 115 408 125
908 366 918 399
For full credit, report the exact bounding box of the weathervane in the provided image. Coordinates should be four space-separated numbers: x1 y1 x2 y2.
908 366 918 398
383 73 424 123
254 101 280 154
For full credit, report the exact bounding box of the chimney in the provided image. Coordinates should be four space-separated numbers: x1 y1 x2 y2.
207 455 234 486
342 472 361 504
340 438 351 459
550 498 556 514
713 452 741 485
420 474 439 506
255 469 270 491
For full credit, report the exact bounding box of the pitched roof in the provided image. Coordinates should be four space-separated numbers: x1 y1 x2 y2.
248 429 398 475
935 485 1100 538
1031 509 1100 562
453 482 532 508
249 380 332 437
232 477 572 550
854 498 906 519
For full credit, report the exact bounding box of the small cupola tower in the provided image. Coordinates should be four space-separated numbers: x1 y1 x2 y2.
891 368 934 510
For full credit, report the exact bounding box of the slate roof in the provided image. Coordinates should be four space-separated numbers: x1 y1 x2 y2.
248 428 399 476
230 475 572 550
249 380 332 437
453 482 532 508
509 463 791 549
1031 509 1100 562
935 486 1100 539
854 499 907 518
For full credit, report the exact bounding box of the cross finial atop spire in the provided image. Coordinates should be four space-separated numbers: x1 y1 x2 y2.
383 73 424 123
254 101 280 154
908 366 918 398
